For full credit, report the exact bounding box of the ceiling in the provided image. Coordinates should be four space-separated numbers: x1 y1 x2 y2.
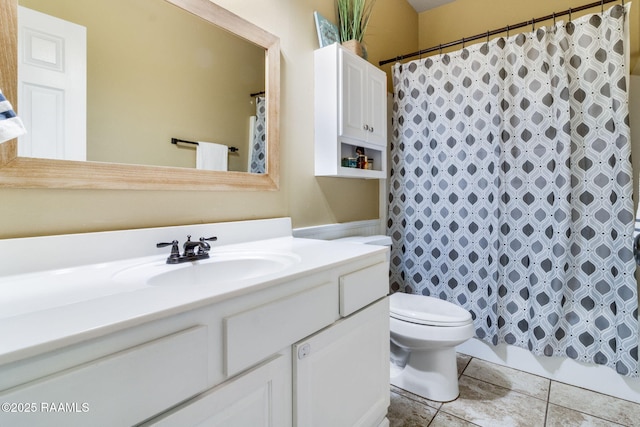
407 0 456 13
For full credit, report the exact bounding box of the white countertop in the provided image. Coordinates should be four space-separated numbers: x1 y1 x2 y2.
0 234 387 365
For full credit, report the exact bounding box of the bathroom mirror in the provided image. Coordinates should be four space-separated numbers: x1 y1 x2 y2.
0 0 280 190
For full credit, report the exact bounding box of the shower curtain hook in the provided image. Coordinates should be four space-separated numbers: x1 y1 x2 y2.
532 18 535 32
569 7 572 22
462 37 465 49
439 44 443 55
601 0 605 14
506 24 510 38
553 12 556 27
486 30 490 44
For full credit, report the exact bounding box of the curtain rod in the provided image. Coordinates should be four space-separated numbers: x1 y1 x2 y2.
379 0 624 66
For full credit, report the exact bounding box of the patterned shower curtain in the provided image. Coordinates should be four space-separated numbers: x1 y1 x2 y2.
250 96 266 173
388 4 639 376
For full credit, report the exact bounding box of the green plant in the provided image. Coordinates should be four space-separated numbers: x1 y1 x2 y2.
336 0 377 43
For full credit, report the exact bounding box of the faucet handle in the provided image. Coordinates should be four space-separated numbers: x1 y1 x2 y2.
198 236 218 254
157 239 179 249
157 240 180 262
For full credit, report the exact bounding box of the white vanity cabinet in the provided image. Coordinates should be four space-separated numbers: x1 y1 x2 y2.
314 43 388 179
0 235 390 427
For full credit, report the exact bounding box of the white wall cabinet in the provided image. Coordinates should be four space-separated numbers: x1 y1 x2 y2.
315 43 388 179
340 51 387 146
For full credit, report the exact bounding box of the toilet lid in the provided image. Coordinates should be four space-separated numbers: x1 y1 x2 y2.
389 292 472 326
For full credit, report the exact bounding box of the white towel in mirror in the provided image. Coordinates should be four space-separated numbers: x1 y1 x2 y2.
196 141 228 171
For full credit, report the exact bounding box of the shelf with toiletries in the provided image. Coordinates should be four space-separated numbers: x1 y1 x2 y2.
314 43 387 179
336 141 385 179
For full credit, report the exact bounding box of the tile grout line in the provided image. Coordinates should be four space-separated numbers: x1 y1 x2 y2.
543 379 552 426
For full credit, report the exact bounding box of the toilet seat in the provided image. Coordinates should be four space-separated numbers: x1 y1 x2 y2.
390 292 472 327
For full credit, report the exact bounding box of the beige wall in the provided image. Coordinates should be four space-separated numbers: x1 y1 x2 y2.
0 0 418 239
20 0 265 172
417 0 640 74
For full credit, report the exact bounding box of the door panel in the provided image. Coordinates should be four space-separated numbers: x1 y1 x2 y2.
18 6 86 160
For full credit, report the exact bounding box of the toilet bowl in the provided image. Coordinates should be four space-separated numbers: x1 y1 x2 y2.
334 235 475 402
389 292 474 402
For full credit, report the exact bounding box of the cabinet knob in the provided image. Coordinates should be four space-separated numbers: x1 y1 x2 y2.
363 124 369 131
369 127 374 133
298 343 311 359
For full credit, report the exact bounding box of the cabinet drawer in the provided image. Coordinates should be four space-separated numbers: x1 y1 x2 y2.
0 326 209 427
340 262 389 316
224 282 338 376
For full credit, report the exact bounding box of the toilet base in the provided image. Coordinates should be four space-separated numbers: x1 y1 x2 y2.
390 345 460 402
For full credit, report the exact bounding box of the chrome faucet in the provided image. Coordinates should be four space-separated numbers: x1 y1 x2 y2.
157 235 218 264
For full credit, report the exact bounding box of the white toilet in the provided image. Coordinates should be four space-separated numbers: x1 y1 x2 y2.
335 235 475 402
389 292 474 402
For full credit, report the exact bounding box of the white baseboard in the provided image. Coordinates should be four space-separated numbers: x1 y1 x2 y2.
457 337 640 403
293 219 384 240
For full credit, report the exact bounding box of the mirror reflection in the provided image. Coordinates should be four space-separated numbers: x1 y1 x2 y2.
17 0 266 173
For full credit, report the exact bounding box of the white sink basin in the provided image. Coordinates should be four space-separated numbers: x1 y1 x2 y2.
114 251 301 286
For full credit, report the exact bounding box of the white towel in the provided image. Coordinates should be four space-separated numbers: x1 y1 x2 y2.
0 90 26 144
196 141 228 171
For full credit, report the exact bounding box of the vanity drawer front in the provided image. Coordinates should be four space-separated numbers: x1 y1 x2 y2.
224 282 338 376
0 326 209 427
340 262 389 317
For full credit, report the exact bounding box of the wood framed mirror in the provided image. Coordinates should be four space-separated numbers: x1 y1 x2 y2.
0 0 280 190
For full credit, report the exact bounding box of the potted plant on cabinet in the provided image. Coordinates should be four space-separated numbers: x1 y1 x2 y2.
336 0 377 58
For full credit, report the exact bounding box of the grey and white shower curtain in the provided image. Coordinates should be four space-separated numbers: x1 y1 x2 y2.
250 96 266 174
388 4 639 376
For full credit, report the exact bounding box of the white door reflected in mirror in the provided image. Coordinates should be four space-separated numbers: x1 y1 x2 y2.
18 6 86 161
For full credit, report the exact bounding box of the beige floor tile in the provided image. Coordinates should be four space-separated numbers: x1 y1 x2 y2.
429 411 481 427
546 403 625 427
549 382 640 426
440 375 546 427
387 391 437 427
390 385 442 410
462 358 550 400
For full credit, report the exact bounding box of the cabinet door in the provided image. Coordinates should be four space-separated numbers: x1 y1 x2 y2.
340 49 367 141
294 298 390 427
366 69 387 146
145 353 291 427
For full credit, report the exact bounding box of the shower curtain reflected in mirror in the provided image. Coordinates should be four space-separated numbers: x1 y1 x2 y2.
388 4 639 376
249 96 266 173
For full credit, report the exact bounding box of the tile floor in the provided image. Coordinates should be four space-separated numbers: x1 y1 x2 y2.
388 354 640 427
